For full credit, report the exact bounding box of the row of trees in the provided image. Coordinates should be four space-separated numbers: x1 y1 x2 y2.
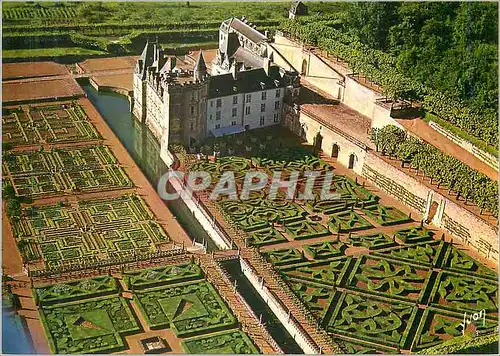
371 125 498 216
280 13 497 146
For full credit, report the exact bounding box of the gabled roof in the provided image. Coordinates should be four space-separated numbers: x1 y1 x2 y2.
219 32 240 57
138 40 157 79
290 1 308 15
228 18 267 43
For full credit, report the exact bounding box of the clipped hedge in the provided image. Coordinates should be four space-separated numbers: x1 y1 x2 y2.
418 332 499 354
371 125 498 216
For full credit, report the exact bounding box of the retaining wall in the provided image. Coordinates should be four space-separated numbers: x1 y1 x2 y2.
240 258 319 354
362 152 498 263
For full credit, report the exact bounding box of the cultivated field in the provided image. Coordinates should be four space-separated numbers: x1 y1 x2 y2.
2 62 69 80
3 145 131 199
3 78 85 103
2 102 100 146
11 194 170 271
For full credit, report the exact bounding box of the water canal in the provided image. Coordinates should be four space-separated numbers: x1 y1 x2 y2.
82 84 217 251
81 84 301 353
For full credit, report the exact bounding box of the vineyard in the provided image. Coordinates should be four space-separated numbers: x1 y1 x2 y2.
3 7 78 21
1 2 287 61
371 125 498 216
279 18 498 147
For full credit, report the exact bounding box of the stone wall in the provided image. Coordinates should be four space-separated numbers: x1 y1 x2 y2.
362 164 427 214
240 258 319 354
428 120 499 170
299 110 367 175
362 152 498 263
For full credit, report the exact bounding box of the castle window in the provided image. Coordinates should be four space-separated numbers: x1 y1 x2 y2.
215 124 221 129
190 106 194 114
274 113 279 123
275 89 281 98
210 100 214 108
245 107 250 115
274 101 280 110
216 111 221 120
260 116 265 126
216 99 222 108
231 121 237 126
232 108 237 117
190 123 194 130
261 91 267 100
233 96 238 104
246 94 251 103
261 103 266 112
209 114 213 120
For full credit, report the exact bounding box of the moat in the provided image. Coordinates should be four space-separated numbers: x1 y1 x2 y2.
82 83 217 251
82 84 302 353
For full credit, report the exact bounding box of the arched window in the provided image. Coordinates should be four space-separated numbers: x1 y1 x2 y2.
301 59 308 76
331 143 340 158
348 153 358 169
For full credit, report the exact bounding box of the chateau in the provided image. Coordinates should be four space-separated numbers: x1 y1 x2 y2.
132 17 300 150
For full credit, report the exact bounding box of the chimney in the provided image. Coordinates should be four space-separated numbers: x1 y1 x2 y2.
263 57 271 76
231 62 238 80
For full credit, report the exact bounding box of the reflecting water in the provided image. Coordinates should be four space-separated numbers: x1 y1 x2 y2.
222 260 304 354
2 310 35 354
82 84 216 251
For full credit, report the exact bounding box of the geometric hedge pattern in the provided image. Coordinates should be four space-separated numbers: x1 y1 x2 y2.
186 139 499 354
271 239 498 353
2 145 131 199
11 194 169 269
36 265 259 354
2 102 100 147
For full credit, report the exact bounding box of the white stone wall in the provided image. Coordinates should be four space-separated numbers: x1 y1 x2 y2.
240 258 319 354
362 152 498 263
132 73 144 120
299 111 367 175
144 83 164 140
206 88 283 134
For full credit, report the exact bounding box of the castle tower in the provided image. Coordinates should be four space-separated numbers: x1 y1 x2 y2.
193 50 207 82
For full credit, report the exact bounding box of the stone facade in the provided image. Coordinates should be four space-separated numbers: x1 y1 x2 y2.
132 19 300 150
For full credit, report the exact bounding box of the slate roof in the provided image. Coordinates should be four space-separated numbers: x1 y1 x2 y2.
194 51 207 73
290 1 308 15
231 47 264 69
208 65 285 98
